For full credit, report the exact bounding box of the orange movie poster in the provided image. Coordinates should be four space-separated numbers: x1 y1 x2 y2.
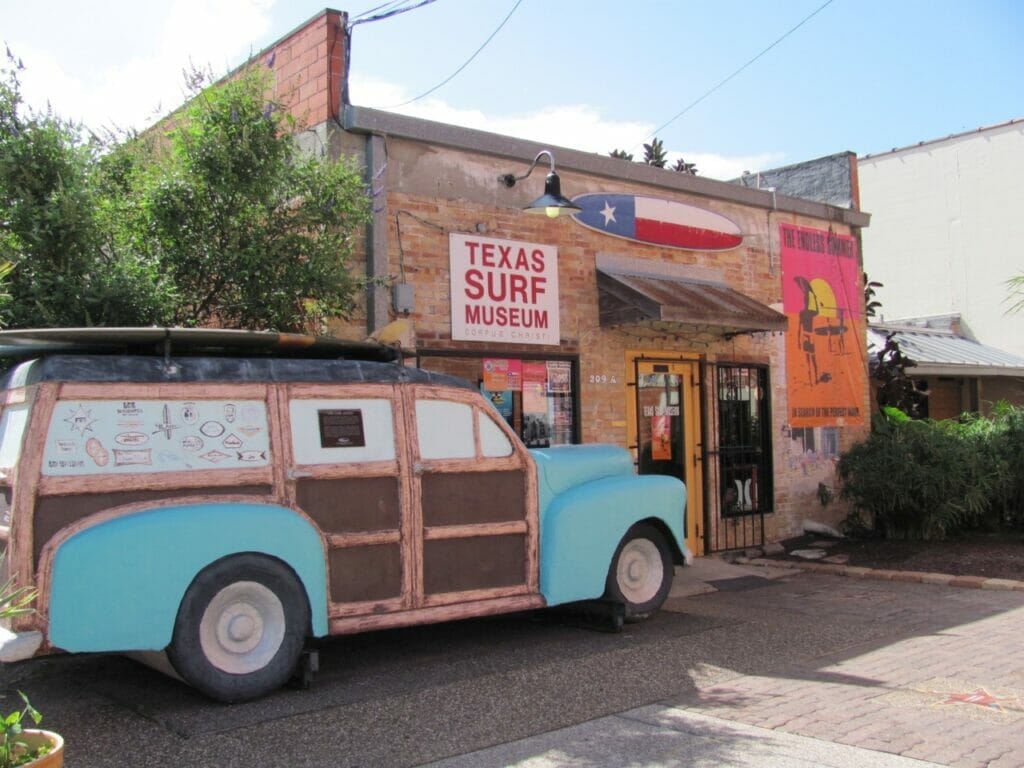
780 223 865 428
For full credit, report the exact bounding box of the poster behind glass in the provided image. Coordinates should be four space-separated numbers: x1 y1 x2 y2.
479 359 574 447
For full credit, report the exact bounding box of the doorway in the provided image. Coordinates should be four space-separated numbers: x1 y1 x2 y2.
626 355 704 556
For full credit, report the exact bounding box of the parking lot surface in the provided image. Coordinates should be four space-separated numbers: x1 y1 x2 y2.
3 567 1022 767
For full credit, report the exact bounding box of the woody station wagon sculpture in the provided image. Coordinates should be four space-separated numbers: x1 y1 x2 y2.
0 328 688 701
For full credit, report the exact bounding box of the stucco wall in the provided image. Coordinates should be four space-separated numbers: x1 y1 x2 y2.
859 121 1024 357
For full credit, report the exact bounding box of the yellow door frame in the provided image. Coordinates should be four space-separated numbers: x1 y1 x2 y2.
625 350 704 557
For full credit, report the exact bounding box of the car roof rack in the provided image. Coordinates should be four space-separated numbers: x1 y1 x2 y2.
0 327 399 363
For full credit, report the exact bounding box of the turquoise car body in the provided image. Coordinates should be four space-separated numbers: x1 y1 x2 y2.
48 503 328 652
47 445 686 652
532 445 688 605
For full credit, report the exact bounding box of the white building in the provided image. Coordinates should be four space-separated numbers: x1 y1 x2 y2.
858 120 1024 359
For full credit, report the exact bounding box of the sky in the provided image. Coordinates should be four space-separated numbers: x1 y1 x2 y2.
3 0 1022 180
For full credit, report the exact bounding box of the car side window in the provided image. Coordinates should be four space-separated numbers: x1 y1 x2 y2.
41 399 271 475
289 398 395 464
479 411 513 457
416 399 474 459
0 404 29 471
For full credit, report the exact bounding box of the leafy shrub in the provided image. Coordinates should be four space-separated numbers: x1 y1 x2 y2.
836 407 1011 540
989 403 1024 528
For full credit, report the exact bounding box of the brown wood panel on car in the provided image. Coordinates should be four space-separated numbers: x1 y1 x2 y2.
32 486 273 565
296 476 400 533
329 544 403 603
420 470 526 527
423 535 527 594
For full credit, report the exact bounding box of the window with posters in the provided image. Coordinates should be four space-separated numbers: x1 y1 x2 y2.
416 352 578 447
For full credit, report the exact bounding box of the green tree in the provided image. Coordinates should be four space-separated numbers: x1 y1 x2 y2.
1006 273 1024 314
672 158 698 175
0 261 13 325
609 149 634 161
642 137 667 168
128 68 373 331
0 52 174 328
864 274 924 417
2 54 372 333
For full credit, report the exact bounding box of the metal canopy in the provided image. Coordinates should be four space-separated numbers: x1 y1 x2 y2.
596 265 788 338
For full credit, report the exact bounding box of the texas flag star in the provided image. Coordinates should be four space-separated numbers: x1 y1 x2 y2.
600 201 617 226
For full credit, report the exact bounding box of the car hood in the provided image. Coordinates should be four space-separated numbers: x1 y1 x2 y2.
530 444 635 514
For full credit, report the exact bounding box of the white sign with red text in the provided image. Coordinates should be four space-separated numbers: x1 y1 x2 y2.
449 233 560 346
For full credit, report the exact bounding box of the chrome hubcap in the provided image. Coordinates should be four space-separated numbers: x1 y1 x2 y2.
616 538 663 605
200 581 285 674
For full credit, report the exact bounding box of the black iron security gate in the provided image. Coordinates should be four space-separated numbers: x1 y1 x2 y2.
711 365 772 552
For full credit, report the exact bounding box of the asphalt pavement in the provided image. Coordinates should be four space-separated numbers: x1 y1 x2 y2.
2 557 1022 768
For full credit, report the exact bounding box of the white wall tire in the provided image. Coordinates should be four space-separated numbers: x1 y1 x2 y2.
605 524 673 622
199 580 286 675
167 554 309 702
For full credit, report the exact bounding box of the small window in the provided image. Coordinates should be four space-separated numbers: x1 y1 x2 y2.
417 354 578 446
417 400 474 459
0 404 29 471
479 412 513 457
819 427 840 458
290 399 395 464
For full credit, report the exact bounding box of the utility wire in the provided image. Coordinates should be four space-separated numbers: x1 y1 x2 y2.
349 0 439 28
350 1 405 22
635 0 837 150
385 0 524 108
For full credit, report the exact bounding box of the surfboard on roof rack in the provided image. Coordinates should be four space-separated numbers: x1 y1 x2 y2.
0 327 399 362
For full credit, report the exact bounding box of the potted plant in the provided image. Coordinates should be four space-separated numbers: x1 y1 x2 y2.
0 693 62 767
0 565 63 767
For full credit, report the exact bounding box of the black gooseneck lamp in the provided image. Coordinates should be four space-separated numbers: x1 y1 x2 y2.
498 150 581 218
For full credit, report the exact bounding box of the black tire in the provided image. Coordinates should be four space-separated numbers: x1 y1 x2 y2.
604 523 673 622
167 553 310 703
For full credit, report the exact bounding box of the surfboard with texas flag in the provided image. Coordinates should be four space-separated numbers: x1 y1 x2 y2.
571 193 743 252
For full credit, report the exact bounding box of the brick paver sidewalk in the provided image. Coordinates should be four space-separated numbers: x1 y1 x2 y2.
670 573 1024 768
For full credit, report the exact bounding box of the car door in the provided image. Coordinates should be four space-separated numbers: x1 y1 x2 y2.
406 385 539 609
285 383 412 622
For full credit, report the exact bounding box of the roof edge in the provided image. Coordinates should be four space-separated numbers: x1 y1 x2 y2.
860 117 1023 161
911 364 1024 378
343 105 871 229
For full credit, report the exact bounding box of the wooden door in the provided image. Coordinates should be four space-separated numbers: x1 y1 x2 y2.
628 358 704 556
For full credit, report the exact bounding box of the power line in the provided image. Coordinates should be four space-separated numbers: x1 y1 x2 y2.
635 0 837 151
385 0 524 109
350 2 406 22
349 0 439 28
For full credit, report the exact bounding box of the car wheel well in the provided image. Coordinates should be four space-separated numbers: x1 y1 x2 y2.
634 517 685 565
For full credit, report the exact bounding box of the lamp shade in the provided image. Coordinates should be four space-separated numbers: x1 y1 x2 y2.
524 172 582 218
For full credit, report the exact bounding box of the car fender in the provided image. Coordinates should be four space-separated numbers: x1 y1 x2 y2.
47 503 328 653
539 474 686 606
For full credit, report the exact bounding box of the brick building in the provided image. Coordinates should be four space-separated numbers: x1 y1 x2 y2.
236 9 872 554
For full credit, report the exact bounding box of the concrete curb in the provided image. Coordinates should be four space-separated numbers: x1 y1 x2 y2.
735 557 1024 591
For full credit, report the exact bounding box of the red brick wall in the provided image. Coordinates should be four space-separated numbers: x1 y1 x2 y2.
375 163 868 545
257 16 870 548
263 10 345 127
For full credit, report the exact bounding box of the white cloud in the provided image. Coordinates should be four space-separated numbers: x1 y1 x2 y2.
12 0 275 132
10 25 785 180
349 73 785 181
